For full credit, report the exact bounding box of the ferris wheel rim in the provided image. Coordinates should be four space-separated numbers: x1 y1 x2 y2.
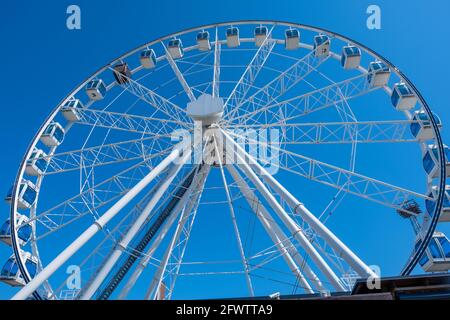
8 20 446 300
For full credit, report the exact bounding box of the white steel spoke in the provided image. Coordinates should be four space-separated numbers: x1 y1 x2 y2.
223 26 276 115
225 129 431 216
225 120 419 145
212 27 221 98
225 48 330 123
161 42 196 102
212 135 254 297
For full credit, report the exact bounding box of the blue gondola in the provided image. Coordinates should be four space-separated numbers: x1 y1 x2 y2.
86 79 107 101
197 31 211 51
410 111 442 141
285 29 299 50
341 45 361 69
367 61 390 87
422 144 450 178
313 35 330 57
254 26 268 47
391 83 417 111
60 99 84 122
0 214 32 246
40 121 65 147
226 27 240 48
426 186 450 222
113 62 132 84
168 38 184 59
5 180 37 209
415 232 450 272
0 251 37 287
140 48 157 69
25 148 48 176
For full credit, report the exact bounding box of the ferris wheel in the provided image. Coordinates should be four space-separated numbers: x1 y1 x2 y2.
1 21 450 300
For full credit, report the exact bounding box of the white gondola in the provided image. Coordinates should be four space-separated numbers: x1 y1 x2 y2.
285 29 299 50
426 185 450 222
0 251 37 287
60 99 84 122
86 79 107 101
410 110 442 141
313 35 330 57
5 180 38 209
367 61 391 87
254 26 268 47
0 214 32 246
226 27 240 48
167 39 184 59
341 45 361 69
40 121 65 147
391 83 417 111
422 144 450 179
196 31 211 51
140 48 157 69
113 62 132 84
25 148 48 176
415 232 450 272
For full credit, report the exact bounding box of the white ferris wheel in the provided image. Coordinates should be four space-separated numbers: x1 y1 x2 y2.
1 21 450 300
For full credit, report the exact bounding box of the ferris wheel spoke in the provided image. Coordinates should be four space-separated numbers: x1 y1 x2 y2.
225 48 330 123
227 164 324 294
224 119 419 145
118 164 210 300
212 135 254 297
225 129 430 216
212 27 221 98
73 107 188 135
223 26 276 115
145 165 210 300
230 71 378 127
161 42 196 102
110 66 192 125
40 137 173 175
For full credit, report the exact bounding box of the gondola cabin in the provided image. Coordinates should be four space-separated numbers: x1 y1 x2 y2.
25 148 48 176
113 62 132 84
0 214 32 246
0 251 37 287
415 232 450 272
367 61 390 87
86 79 107 101
254 26 268 47
140 49 157 69
422 144 450 179
40 122 65 147
285 29 299 50
196 31 211 51
60 99 84 122
5 180 38 209
313 35 330 57
226 27 240 48
391 83 417 111
341 46 361 69
410 111 442 141
426 185 450 222
168 39 184 59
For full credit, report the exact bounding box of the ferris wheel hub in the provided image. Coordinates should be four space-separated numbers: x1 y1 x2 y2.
187 93 224 126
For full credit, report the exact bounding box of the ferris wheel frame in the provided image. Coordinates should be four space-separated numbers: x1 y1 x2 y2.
7 20 447 300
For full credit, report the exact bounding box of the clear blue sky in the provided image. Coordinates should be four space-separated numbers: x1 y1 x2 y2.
1 0 450 299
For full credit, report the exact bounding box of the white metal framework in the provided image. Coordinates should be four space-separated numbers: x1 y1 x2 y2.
3 21 448 301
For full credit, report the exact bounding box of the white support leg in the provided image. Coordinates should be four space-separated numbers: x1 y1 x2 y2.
117 165 208 300
80 151 192 300
145 167 210 299
11 147 182 300
222 130 376 279
227 164 325 294
221 132 346 291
